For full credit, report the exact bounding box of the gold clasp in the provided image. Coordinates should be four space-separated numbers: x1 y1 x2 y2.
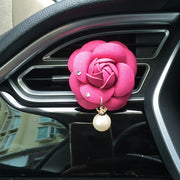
96 97 107 115
96 106 107 115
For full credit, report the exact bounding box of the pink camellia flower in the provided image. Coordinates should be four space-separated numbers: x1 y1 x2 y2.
68 40 137 111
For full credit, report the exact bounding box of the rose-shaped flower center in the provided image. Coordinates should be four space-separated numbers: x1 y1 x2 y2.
87 58 118 89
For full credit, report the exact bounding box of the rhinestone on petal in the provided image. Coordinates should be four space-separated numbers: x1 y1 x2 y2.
86 92 90 98
77 71 81 76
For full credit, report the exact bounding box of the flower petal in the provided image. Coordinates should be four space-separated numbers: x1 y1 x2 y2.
107 63 118 77
80 84 114 104
99 63 108 70
104 94 130 111
87 73 104 88
93 63 101 73
88 58 97 75
93 71 103 79
73 51 92 83
110 41 128 49
114 63 135 97
101 72 116 89
102 68 110 82
92 42 126 63
125 49 137 75
110 41 137 75
96 58 115 64
75 95 99 110
81 40 106 52
69 73 82 97
70 74 99 110
68 49 80 72
103 66 113 74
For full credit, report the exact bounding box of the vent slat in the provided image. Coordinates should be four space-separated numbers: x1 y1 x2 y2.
22 65 147 93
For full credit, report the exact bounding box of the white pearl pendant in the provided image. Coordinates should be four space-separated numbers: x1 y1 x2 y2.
93 113 111 132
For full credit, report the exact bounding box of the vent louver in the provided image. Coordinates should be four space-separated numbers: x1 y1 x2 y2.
20 64 148 94
22 66 71 91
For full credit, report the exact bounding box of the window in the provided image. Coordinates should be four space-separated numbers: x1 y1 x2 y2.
39 117 55 124
39 117 61 125
0 156 29 167
1 119 11 133
0 137 3 145
0 133 16 151
13 111 21 117
0 107 21 133
1 117 21 133
36 126 61 141
10 117 21 130
8 109 13 117
9 107 21 117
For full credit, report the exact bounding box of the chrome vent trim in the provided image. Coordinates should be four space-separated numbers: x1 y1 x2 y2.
8 62 149 104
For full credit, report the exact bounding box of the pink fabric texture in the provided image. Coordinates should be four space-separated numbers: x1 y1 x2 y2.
68 40 137 111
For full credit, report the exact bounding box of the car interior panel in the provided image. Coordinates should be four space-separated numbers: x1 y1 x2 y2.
0 0 179 179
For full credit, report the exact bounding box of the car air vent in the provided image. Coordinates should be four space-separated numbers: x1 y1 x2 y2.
22 66 71 91
9 29 166 104
47 30 168 60
19 64 148 93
